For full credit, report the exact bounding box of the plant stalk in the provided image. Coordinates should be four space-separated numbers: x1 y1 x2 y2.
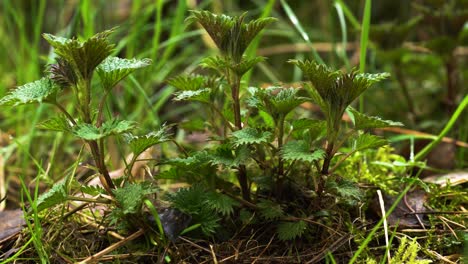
228 69 250 201
276 114 285 197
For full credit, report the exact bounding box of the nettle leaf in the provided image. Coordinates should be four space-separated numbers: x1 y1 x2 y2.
281 140 325 163
36 180 67 212
353 133 388 151
0 77 58 106
209 145 250 167
96 56 151 90
291 119 327 141
206 192 239 216
249 87 307 118
73 119 136 140
292 119 326 134
167 75 206 91
43 28 115 79
114 182 158 215
48 57 78 88
166 186 221 236
231 127 272 147
348 107 403 130
37 116 72 132
200 55 229 74
169 150 212 167
187 10 275 61
231 56 265 76
291 60 389 123
125 125 172 157
277 220 307 241
326 179 363 206
174 88 212 103
258 199 284 220
290 60 339 98
80 185 106 196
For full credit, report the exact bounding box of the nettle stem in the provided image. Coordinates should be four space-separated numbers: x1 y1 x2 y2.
318 141 334 195
276 114 285 197
228 69 250 202
82 79 115 194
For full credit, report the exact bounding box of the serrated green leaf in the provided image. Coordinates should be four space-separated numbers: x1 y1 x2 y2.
187 11 275 61
166 186 221 235
231 56 265 76
73 119 136 140
292 119 326 133
37 116 72 132
257 199 284 220
206 192 239 216
125 126 172 156
36 181 67 212
96 56 151 90
0 77 58 106
277 220 307 241
248 86 307 118
326 179 363 206
200 55 229 74
113 182 158 215
43 28 115 79
291 118 327 141
348 107 403 130
174 88 212 103
80 185 106 196
231 127 272 147
280 140 325 162
209 145 250 167
354 133 388 151
48 57 78 88
167 75 207 91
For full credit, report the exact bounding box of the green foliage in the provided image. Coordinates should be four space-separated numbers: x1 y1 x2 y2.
72 119 136 141
167 186 232 236
125 125 172 156
291 59 389 132
43 29 115 80
37 116 72 132
187 10 276 62
349 107 403 130
280 140 325 163
206 191 239 216
326 178 363 207
248 86 307 119
209 145 250 168
167 75 207 91
0 77 58 106
80 185 107 196
96 56 151 90
391 237 432 264
35 180 68 212
336 146 406 195
113 182 158 215
353 133 388 152
230 127 273 147
277 220 307 241
174 88 212 103
257 199 284 220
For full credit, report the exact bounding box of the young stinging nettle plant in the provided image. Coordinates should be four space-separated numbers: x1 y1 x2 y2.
0 28 172 208
0 10 405 242
167 10 403 212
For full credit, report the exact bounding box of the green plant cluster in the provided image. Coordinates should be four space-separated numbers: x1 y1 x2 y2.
0 8 406 250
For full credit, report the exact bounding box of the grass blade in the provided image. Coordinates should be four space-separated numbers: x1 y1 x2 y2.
279 0 324 64
359 0 372 112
